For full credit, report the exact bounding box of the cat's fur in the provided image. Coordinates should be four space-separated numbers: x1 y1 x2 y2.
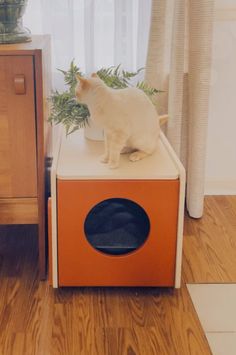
75 73 162 169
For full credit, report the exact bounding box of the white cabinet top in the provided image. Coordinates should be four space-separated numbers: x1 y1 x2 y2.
56 129 179 180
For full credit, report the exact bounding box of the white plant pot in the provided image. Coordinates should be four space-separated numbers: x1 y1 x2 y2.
84 117 104 141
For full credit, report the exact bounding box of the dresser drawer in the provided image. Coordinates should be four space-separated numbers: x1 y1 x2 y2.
0 198 38 224
0 55 37 198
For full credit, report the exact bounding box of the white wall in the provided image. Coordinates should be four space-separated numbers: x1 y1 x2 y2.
205 0 236 194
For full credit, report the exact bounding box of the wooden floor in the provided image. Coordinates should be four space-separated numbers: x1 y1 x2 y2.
0 196 236 355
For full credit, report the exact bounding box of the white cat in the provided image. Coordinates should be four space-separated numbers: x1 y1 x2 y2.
75 73 166 169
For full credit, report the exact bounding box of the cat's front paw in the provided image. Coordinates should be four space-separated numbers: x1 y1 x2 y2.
109 161 119 169
129 151 147 162
100 154 109 163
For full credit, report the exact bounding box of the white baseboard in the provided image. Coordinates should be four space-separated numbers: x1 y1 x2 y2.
205 179 236 195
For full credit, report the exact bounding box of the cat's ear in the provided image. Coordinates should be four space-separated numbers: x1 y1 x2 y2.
76 74 88 87
91 72 98 78
76 73 82 81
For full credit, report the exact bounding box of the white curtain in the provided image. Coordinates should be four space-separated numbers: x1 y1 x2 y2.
24 0 215 218
146 0 215 218
24 0 152 90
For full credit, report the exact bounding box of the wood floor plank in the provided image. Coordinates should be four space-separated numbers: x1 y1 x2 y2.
1 196 236 354
0 333 25 355
183 196 236 283
51 304 74 355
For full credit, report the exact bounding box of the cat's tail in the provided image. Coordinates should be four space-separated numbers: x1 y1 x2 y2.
159 114 168 126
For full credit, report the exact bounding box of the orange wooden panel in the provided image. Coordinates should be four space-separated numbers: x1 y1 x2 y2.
57 179 180 287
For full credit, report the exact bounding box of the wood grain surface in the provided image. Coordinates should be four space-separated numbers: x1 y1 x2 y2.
1 196 236 354
0 35 51 56
0 35 52 279
0 55 37 198
182 196 236 283
0 198 38 224
34 36 52 279
0 35 51 279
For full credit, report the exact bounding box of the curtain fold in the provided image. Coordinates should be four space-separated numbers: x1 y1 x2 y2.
114 0 134 70
84 0 95 75
145 0 166 88
146 0 215 218
24 0 215 218
186 0 215 217
167 0 186 158
24 0 152 89
137 0 152 71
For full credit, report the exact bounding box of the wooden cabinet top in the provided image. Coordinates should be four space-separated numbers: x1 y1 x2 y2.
0 35 50 55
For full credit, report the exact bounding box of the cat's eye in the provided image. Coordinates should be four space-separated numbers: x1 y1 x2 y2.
84 198 150 256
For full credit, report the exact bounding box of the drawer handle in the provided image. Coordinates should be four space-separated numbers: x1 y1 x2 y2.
14 74 26 95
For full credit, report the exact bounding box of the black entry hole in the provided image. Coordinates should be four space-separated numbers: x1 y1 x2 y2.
84 198 150 255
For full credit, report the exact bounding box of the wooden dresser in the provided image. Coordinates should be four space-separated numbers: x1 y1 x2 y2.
0 35 52 279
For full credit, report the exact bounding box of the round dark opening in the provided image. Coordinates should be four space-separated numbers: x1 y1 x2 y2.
84 198 150 255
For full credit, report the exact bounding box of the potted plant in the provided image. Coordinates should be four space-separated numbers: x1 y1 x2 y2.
0 0 31 44
49 61 161 139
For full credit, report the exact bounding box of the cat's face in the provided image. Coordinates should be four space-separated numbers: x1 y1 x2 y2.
75 73 101 105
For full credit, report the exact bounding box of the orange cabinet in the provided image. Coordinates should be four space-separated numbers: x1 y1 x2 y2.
49 130 186 288
57 179 179 287
0 36 52 278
